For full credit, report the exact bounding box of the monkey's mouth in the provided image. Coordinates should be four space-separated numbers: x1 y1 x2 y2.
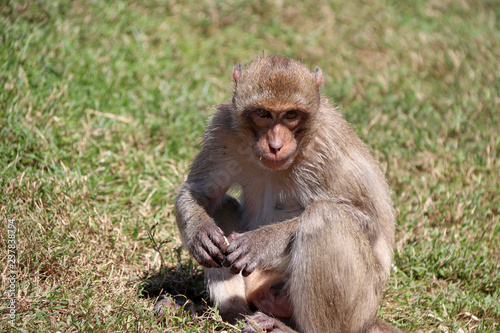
259 155 293 170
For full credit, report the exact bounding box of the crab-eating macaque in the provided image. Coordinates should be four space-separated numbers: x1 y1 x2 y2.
175 54 402 333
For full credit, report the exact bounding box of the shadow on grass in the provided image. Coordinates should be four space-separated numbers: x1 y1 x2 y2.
139 223 209 316
139 252 206 305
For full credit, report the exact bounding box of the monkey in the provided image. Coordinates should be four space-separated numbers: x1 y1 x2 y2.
244 268 292 318
174 54 402 333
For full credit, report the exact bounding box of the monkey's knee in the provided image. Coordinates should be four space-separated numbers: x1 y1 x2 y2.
205 267 250 322
293 201 378 283
295 200 350 236
290 201 382 332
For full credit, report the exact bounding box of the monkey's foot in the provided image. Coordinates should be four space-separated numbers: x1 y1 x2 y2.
153 295 200 317
153 295 182 316
242 312 295 333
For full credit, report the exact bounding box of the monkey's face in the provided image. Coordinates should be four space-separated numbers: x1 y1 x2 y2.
249 108 307 170
231 55 323 170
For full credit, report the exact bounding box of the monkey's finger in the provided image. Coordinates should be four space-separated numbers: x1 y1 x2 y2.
208 230 228 251
193 247 222 268
199 233 226 264
195 238 225 267
242 260 258 276
230 263 245 275
203 244 226 266
229 253 254 275
203 225 229 253
225 234 248 254
222 257 232 268
197 256 221 268
225 246 249 264
226 232 240 242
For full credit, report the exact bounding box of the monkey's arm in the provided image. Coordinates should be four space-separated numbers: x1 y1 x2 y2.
225 199 375 277
176 135 241 269
175 182 229 268
225 218 299 276
175 109 239 268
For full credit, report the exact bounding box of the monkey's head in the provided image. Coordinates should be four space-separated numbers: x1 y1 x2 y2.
231 55 323 171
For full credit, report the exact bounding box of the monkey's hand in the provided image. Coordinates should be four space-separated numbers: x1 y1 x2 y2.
188 224 228 268
224 230 267 276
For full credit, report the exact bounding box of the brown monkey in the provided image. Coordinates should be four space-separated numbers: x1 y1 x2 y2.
175 54 402 332
244 269 292 318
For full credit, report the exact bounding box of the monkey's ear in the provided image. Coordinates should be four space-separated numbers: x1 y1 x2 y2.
233 63 242 83
315 68 323 89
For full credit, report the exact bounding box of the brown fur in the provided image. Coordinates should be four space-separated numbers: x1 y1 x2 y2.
175 55 401 332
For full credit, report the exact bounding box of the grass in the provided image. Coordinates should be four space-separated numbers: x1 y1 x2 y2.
0 0 498 332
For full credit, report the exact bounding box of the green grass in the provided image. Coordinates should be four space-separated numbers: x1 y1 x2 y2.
1 0 498 332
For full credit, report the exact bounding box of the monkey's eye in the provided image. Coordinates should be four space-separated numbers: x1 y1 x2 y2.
283 110 298 119
255 109 272 118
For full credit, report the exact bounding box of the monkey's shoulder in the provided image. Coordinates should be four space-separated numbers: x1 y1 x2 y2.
201 102 237 140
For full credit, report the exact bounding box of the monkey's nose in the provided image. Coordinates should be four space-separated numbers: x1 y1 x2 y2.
269 146 281 155
269 140 283 155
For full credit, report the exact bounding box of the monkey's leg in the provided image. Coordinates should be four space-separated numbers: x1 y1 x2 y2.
205 267 250 322
206 195 251 322
289 201 383 333
367 318 403 333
